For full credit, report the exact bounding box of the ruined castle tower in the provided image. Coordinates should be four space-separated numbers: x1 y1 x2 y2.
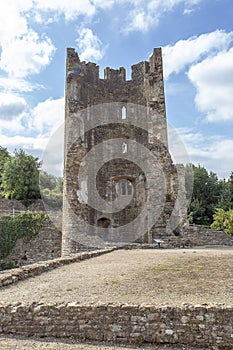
62 48 187 255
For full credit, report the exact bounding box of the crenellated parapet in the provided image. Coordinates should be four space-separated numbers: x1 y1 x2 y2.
66 48 167 142
66 47 164 86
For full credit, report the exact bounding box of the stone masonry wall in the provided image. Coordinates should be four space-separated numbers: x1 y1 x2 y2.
0 198 45 214
0 302 232 349
149 226 233 249
1 217 62 265
0 199 62 265
62 48 188 254
183 225 233 247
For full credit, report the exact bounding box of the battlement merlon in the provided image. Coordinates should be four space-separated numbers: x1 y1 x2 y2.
104 67 126 81
66 48 80 69
150 48 163 73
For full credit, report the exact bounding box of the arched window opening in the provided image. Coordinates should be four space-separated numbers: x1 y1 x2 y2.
122 142 128 154
121 106 127 119
120 179 132 196
97 217 111 228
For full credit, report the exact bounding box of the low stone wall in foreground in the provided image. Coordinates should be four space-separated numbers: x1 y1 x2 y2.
0 302 232 349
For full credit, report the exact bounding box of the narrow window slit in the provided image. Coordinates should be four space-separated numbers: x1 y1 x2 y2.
122 142 128 153
121 106 127 119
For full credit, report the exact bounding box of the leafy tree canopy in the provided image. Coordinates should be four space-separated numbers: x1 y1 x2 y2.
0 146 11 192
185 164 232 226
1 149 41 202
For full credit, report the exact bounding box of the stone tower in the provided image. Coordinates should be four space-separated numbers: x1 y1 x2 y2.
62 48 187 255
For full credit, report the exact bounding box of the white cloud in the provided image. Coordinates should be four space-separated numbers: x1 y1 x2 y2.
123 0 203 33
0 0 203 51
0 133 48 152
188 138 233 179
33 0 95 21
163 30 233 124
92 0 116 8
0 96 65 174
125 7 158 32
0 117 25 134
76 28 106 62
162 30 233 79
0 129 64 176
0 1 30 43
0 96 64 150
0 1 56 88
0 96 65 172
169 127 233 178
168 126 199 165
0 93 27 134
0 30 56 78
41 123 64 176
32 97 65 135
0 78 42 92
0 93 26 120
188 47 233 122
0 0 205 84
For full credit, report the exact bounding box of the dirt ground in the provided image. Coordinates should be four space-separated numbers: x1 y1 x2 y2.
0 248 232 306
0 248 232 349
0 335 205 350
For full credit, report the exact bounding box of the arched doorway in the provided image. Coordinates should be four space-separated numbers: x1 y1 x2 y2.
97 217 111 228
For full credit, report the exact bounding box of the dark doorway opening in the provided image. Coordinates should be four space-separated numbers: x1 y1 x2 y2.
97 217 111 228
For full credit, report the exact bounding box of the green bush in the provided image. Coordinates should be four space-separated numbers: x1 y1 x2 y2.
0 211 46 259
211 209 233 235
0 261 19 271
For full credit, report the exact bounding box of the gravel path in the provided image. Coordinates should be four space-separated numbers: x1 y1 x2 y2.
0 248 232 306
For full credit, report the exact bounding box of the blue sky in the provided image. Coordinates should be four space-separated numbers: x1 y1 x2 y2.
0 0 232 178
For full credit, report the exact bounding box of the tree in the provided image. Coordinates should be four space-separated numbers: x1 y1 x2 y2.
211 208 233 235
185 163 194 202
1 149 41 202
217 178 232 211
40 171 63 208
39 171 57 190
186 164 221 225
0 146 11 194
229 172 233 205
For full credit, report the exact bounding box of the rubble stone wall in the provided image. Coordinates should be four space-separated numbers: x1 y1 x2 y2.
183 225 233 247
1 218 62 265
0 302 232 349
0 198 45 214
0 199 62 265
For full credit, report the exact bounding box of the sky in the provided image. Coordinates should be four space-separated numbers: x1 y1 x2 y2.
0 0 232 178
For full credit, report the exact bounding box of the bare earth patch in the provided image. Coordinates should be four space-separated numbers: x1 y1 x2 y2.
0 248 232 306
0 335 205 350
0 248 232 349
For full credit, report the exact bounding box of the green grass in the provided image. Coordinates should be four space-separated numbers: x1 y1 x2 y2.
111 279 120 285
